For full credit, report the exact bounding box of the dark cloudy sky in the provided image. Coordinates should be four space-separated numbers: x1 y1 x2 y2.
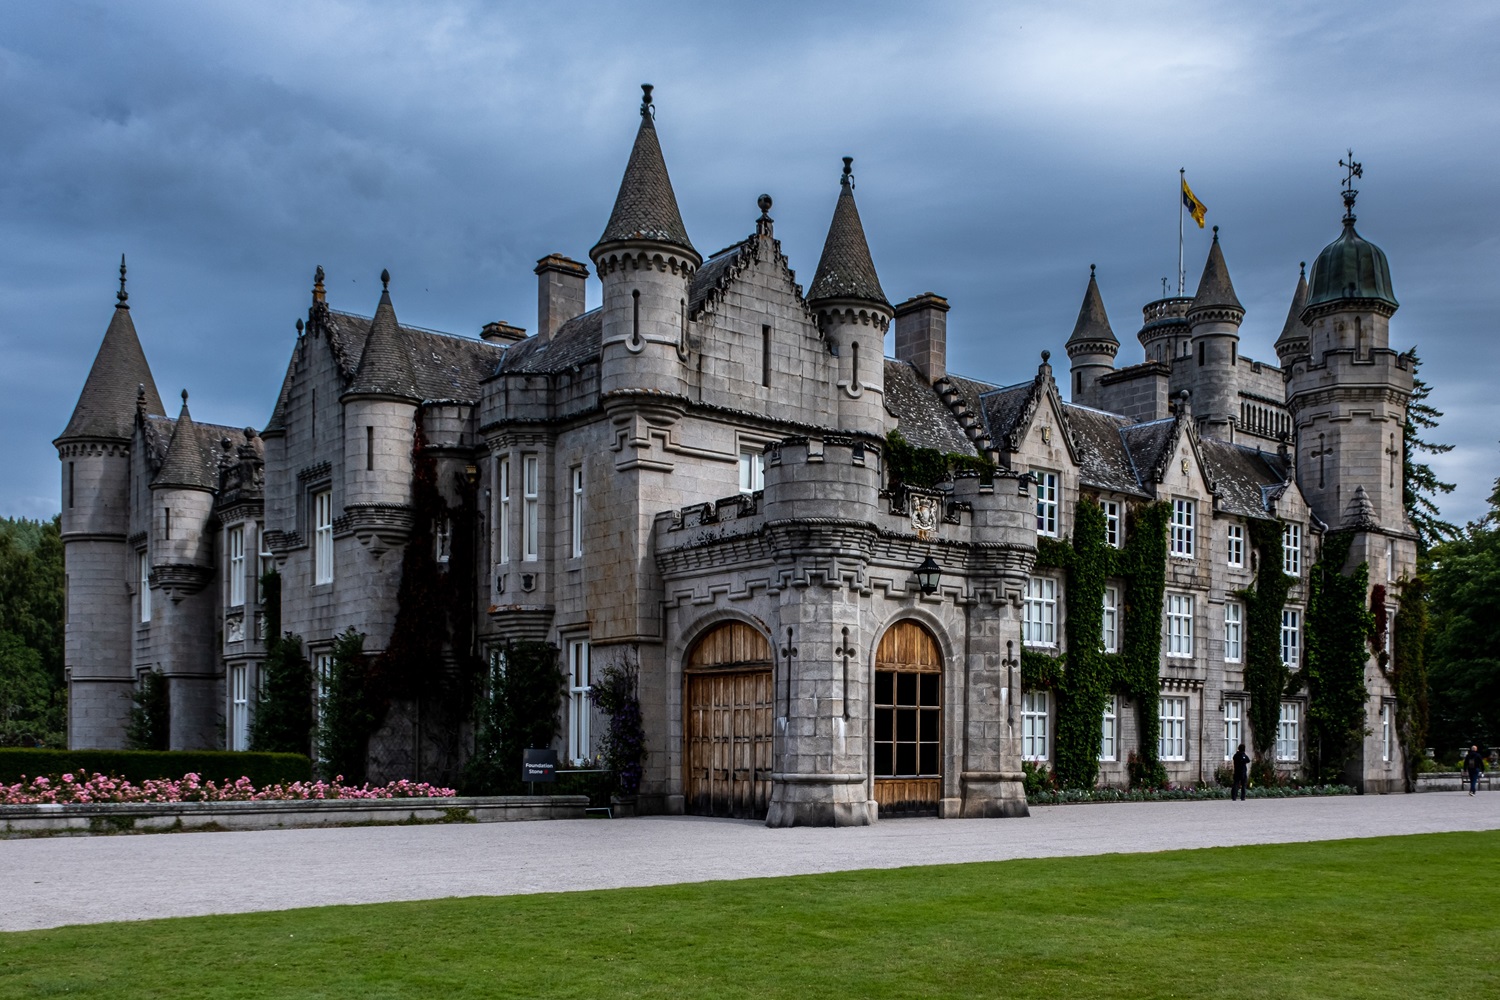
4 2 1497 525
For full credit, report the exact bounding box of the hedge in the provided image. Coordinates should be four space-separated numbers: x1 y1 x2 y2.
0 749 312 787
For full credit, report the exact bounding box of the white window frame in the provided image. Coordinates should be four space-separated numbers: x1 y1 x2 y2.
1224 700 1242 760
1102 500 1121 548
1283 523 1302 576
1171 498 1195 558
257 543 272 603
314 651 334 740
227 525 246 608
567 639 591 765
1226 523 1244 568
1021 690 1050 761
138 549 151 624
570 466 584 559
1023 576 1058 648
738 450 765 494
497 456 511 566
1102 585 1120 654
1277 702 1300 761
1281 608 1301 668
1381 703 1392 762
1100 695 1117 762
1159 696 1187 761
1035 472 1059 537
313 490 334 585
1224 602 1243 664
1165 593 1194 658
1386 539 1396 583
230 664 250 752
522 455 539 562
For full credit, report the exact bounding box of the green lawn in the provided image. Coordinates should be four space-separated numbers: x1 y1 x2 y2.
2 832 1497 999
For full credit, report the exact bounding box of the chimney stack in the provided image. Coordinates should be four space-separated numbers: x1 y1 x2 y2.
481 321 527 344
893 293 949 383
534 253 589 342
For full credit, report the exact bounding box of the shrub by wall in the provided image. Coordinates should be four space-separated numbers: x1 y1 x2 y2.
0 749 311 787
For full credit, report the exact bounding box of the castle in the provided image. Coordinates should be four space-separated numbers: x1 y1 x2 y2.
55 86 1417 823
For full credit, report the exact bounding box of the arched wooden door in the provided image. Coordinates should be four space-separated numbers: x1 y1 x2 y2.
873 620 942 816
684 622 774 819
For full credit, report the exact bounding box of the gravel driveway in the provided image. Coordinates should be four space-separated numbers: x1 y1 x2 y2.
3 791 1496 932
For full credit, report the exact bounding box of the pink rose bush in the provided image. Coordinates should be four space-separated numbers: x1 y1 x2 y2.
1 772 456 806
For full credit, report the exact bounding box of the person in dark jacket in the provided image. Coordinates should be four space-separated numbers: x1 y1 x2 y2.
1463 745 1485 796
1232 744 1251 800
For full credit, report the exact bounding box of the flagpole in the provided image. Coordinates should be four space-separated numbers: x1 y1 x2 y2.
1178 168 1185 296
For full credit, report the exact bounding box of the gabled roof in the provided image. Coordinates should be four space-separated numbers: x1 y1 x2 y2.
976 358 1076 464
690 241 751 316
1118 417 1179 486
1061 403 1145 496
808 159 888 308
884 360 977 456
1188 229 1244 316
346 280 421 400
1198 438 1291 520
57 302 165 443
151 393 217 491
593 89 698 262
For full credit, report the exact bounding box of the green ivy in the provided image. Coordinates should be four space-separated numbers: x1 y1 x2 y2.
1241 519 1293 782
125 669 169 751
883 430 995 489
1020 498 1170 789
1390 575 1429 791
249 569 314 756
461 640 566 796
1302 532 1374 784
316 628 378 782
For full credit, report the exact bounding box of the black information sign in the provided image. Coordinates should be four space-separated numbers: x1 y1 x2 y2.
522 748 558 784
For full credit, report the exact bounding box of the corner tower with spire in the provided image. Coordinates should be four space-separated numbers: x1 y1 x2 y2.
1064 264 1119 407
1184 226 1245 438
808 157 892 433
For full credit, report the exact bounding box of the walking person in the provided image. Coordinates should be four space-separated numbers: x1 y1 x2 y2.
1232 743 1250 801
1463 744 1485 796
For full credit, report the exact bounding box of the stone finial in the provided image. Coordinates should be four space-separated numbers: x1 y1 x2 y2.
1212 225 1220 242
756 193 773 237
296 317 304 337
117 254 128 307
842 156 854 188
1040 350 1050 364
380 268 390 291
641 82 654 117
313 265 326 304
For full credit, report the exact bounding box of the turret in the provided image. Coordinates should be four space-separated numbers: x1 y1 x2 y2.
590 84 701 401
807 157 892 434
1185 227 1244 438
1064 265 1118 406
1288 161 1411 529
341 270 419 554
54 257 166 748
1273 263 1311 367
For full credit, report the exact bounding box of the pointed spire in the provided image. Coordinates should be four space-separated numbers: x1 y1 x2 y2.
56 262 166 443
1274 262 1311 360
152 390 215 491
1188 226 1244 316
1065 264 1119 354
808 157 889 308
592 84 699 263
346 272 420 400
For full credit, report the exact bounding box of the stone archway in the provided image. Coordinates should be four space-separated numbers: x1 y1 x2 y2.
683 621 774 819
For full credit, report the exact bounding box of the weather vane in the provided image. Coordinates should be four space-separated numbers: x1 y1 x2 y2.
1339 149 1362 220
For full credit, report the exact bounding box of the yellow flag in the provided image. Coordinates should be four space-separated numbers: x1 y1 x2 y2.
1181 178 1207 228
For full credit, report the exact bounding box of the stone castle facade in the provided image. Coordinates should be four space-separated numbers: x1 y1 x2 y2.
56 88 1418 822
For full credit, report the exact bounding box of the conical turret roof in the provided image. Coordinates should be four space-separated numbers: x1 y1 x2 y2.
346 273 421 401
1188 228 1244 316
593 86 698 263
152 391 216 491
808 158 889 309
1065 267 1118 356
1274 264 1311 358
57 265 165 443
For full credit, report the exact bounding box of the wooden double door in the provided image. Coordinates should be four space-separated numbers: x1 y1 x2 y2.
684 623 774 819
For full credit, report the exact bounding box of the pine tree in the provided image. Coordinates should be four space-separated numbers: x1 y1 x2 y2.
1403 352 1458 553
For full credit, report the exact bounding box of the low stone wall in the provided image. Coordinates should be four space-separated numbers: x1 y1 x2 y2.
1 795 589 836
1414 772 1493 793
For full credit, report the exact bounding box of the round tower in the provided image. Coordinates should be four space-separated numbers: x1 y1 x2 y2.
807 157 893 435
590 85 701 402
341 270 419 554
53 257 166 748
1185 227 1245 437
1064 264 1119 405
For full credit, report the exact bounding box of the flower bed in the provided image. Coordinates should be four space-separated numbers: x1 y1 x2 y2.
1 772 455 806
1028 784 1356 806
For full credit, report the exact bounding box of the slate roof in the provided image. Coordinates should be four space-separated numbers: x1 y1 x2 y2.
1061 403 1145 495
690 241 751 316
976 381 1036 447
1199 438 1291 520
1274 266 1311 355
57 304 166 443
146 407 241 492
347 288 421 400
808 165 888 308
594 107 697 260
498 308 604 375
1065 270 1118 351
884 360 978 455
1188 232 1244 314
